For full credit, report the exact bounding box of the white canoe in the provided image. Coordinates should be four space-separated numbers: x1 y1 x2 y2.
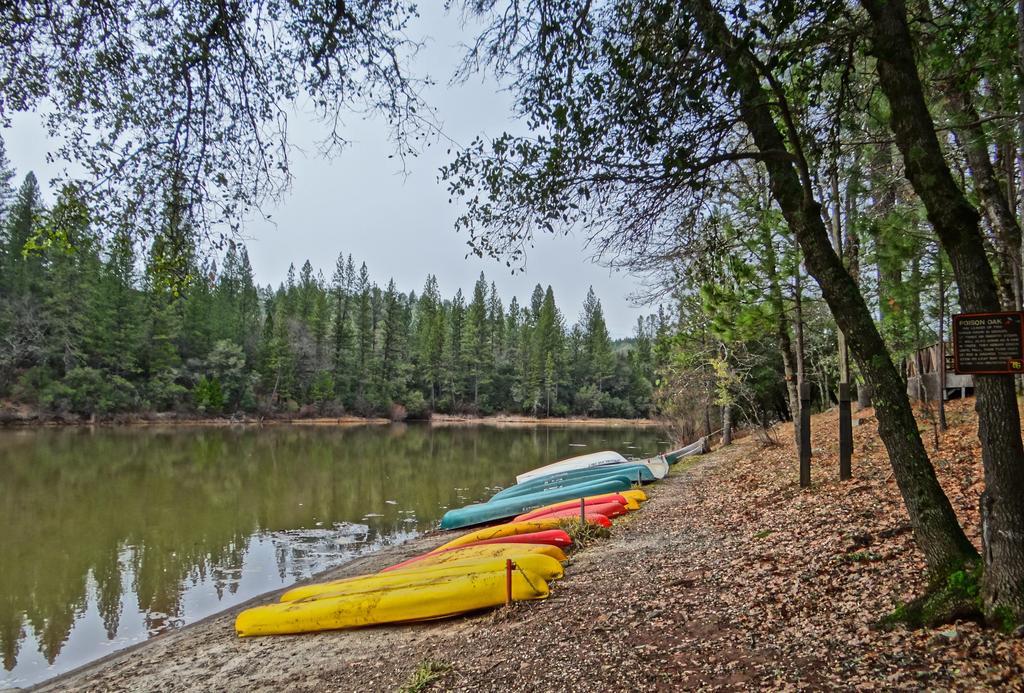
515 450 628 484
664 438 709 464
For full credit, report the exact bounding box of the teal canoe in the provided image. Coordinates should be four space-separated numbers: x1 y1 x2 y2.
489 462 661 502
440 477 633 530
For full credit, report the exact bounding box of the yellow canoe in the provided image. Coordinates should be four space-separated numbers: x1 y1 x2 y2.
236 569 549 636
621 489 647 504
279 554 564 603
432 517 577 553
394 543 567 571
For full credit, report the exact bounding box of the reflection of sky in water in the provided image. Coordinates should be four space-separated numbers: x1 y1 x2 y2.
0 425 665 687
1 527 415 688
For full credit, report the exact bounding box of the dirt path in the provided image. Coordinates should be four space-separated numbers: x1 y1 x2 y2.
36 400 1024 691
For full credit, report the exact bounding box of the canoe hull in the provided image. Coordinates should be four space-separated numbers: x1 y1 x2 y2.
433 517 573 552
491 462 664 502
440 477 633 530
664 438 708 464
513 494 631 522
237 570 549 636
280 553 565 603
515 450 628 484
382 542 567 572
516 501 627 522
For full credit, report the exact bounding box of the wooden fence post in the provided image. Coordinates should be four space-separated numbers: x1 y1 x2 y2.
800 382 812 488
839 382 852 480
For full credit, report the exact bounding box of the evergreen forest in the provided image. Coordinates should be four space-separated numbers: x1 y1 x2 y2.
0 151 657 420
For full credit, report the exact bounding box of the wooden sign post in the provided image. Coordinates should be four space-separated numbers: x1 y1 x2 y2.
952 312 1024 375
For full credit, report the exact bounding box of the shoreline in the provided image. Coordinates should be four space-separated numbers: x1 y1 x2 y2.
0 411 661 430
29 399 1024 691
30 528 450 691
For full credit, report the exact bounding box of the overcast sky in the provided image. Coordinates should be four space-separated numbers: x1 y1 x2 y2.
2 6 651 337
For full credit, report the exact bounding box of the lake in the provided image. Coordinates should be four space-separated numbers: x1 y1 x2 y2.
0 423 666 687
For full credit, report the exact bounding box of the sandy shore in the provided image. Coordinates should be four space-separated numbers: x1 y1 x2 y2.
33 400 1024 691
1 408 656 429
426 415 659 428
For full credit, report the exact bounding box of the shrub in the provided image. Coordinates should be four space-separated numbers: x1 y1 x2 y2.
40 367 137 415
310 371 336 409
12 366 54 404
402 390 430 420
141 372 190 412
193 375 225 414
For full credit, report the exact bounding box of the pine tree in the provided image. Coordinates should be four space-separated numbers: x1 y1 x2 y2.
380 278 406 402
2 172 45 297
235 248 260 360
461 272 490 410
0 135 16 243
330 253 353 402
443 289 466 409
415 275 444 407
533 286 563 416
354 262 373 402
97 228 141 378
264 294 294 404
298 260 315 323
581 287 614 392
38 184 103 375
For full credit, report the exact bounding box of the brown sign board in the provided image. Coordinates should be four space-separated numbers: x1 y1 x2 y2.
952 311 1024 375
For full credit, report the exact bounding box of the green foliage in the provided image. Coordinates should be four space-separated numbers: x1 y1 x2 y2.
310 371 336 408
41 367 137 416
12 366 54 404
140 373 190 412
1 160 655 422
193 376 225 414
402 390 430 420
880 562 985 629
399 660 451 693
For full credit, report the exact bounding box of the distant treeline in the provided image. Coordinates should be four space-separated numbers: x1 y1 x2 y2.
0 162 657 420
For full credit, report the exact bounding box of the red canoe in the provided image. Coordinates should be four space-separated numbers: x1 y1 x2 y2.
515 495 630 522
450 529 572 551
519 501 627 523
520 508 615 527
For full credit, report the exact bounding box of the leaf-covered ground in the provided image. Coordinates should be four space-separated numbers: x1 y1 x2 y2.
42 399 1024 691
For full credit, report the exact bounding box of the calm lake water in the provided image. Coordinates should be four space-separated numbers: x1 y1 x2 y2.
0 423 666 687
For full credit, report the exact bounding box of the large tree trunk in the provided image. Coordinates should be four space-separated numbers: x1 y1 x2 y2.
689 0 978 580
944 86 1024 311
864 0 1024 624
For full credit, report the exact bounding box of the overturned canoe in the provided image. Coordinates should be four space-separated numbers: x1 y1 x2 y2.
236 569 549 636
433 517 586 553
515 496 632 522
445 529 573 550
440 476 633 530
491 461 665 503
623 489 647 503
515 450 628 484
520 502 626 522
381 542 567 572
664 438 708 464
523 508 613 526
279 553 565 603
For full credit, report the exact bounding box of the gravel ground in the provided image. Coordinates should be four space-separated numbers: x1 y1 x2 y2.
33 403 1024 691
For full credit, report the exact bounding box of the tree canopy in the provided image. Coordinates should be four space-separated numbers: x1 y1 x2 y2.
0 0 428 239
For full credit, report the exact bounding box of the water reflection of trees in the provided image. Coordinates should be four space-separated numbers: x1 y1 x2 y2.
0 425 661 674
